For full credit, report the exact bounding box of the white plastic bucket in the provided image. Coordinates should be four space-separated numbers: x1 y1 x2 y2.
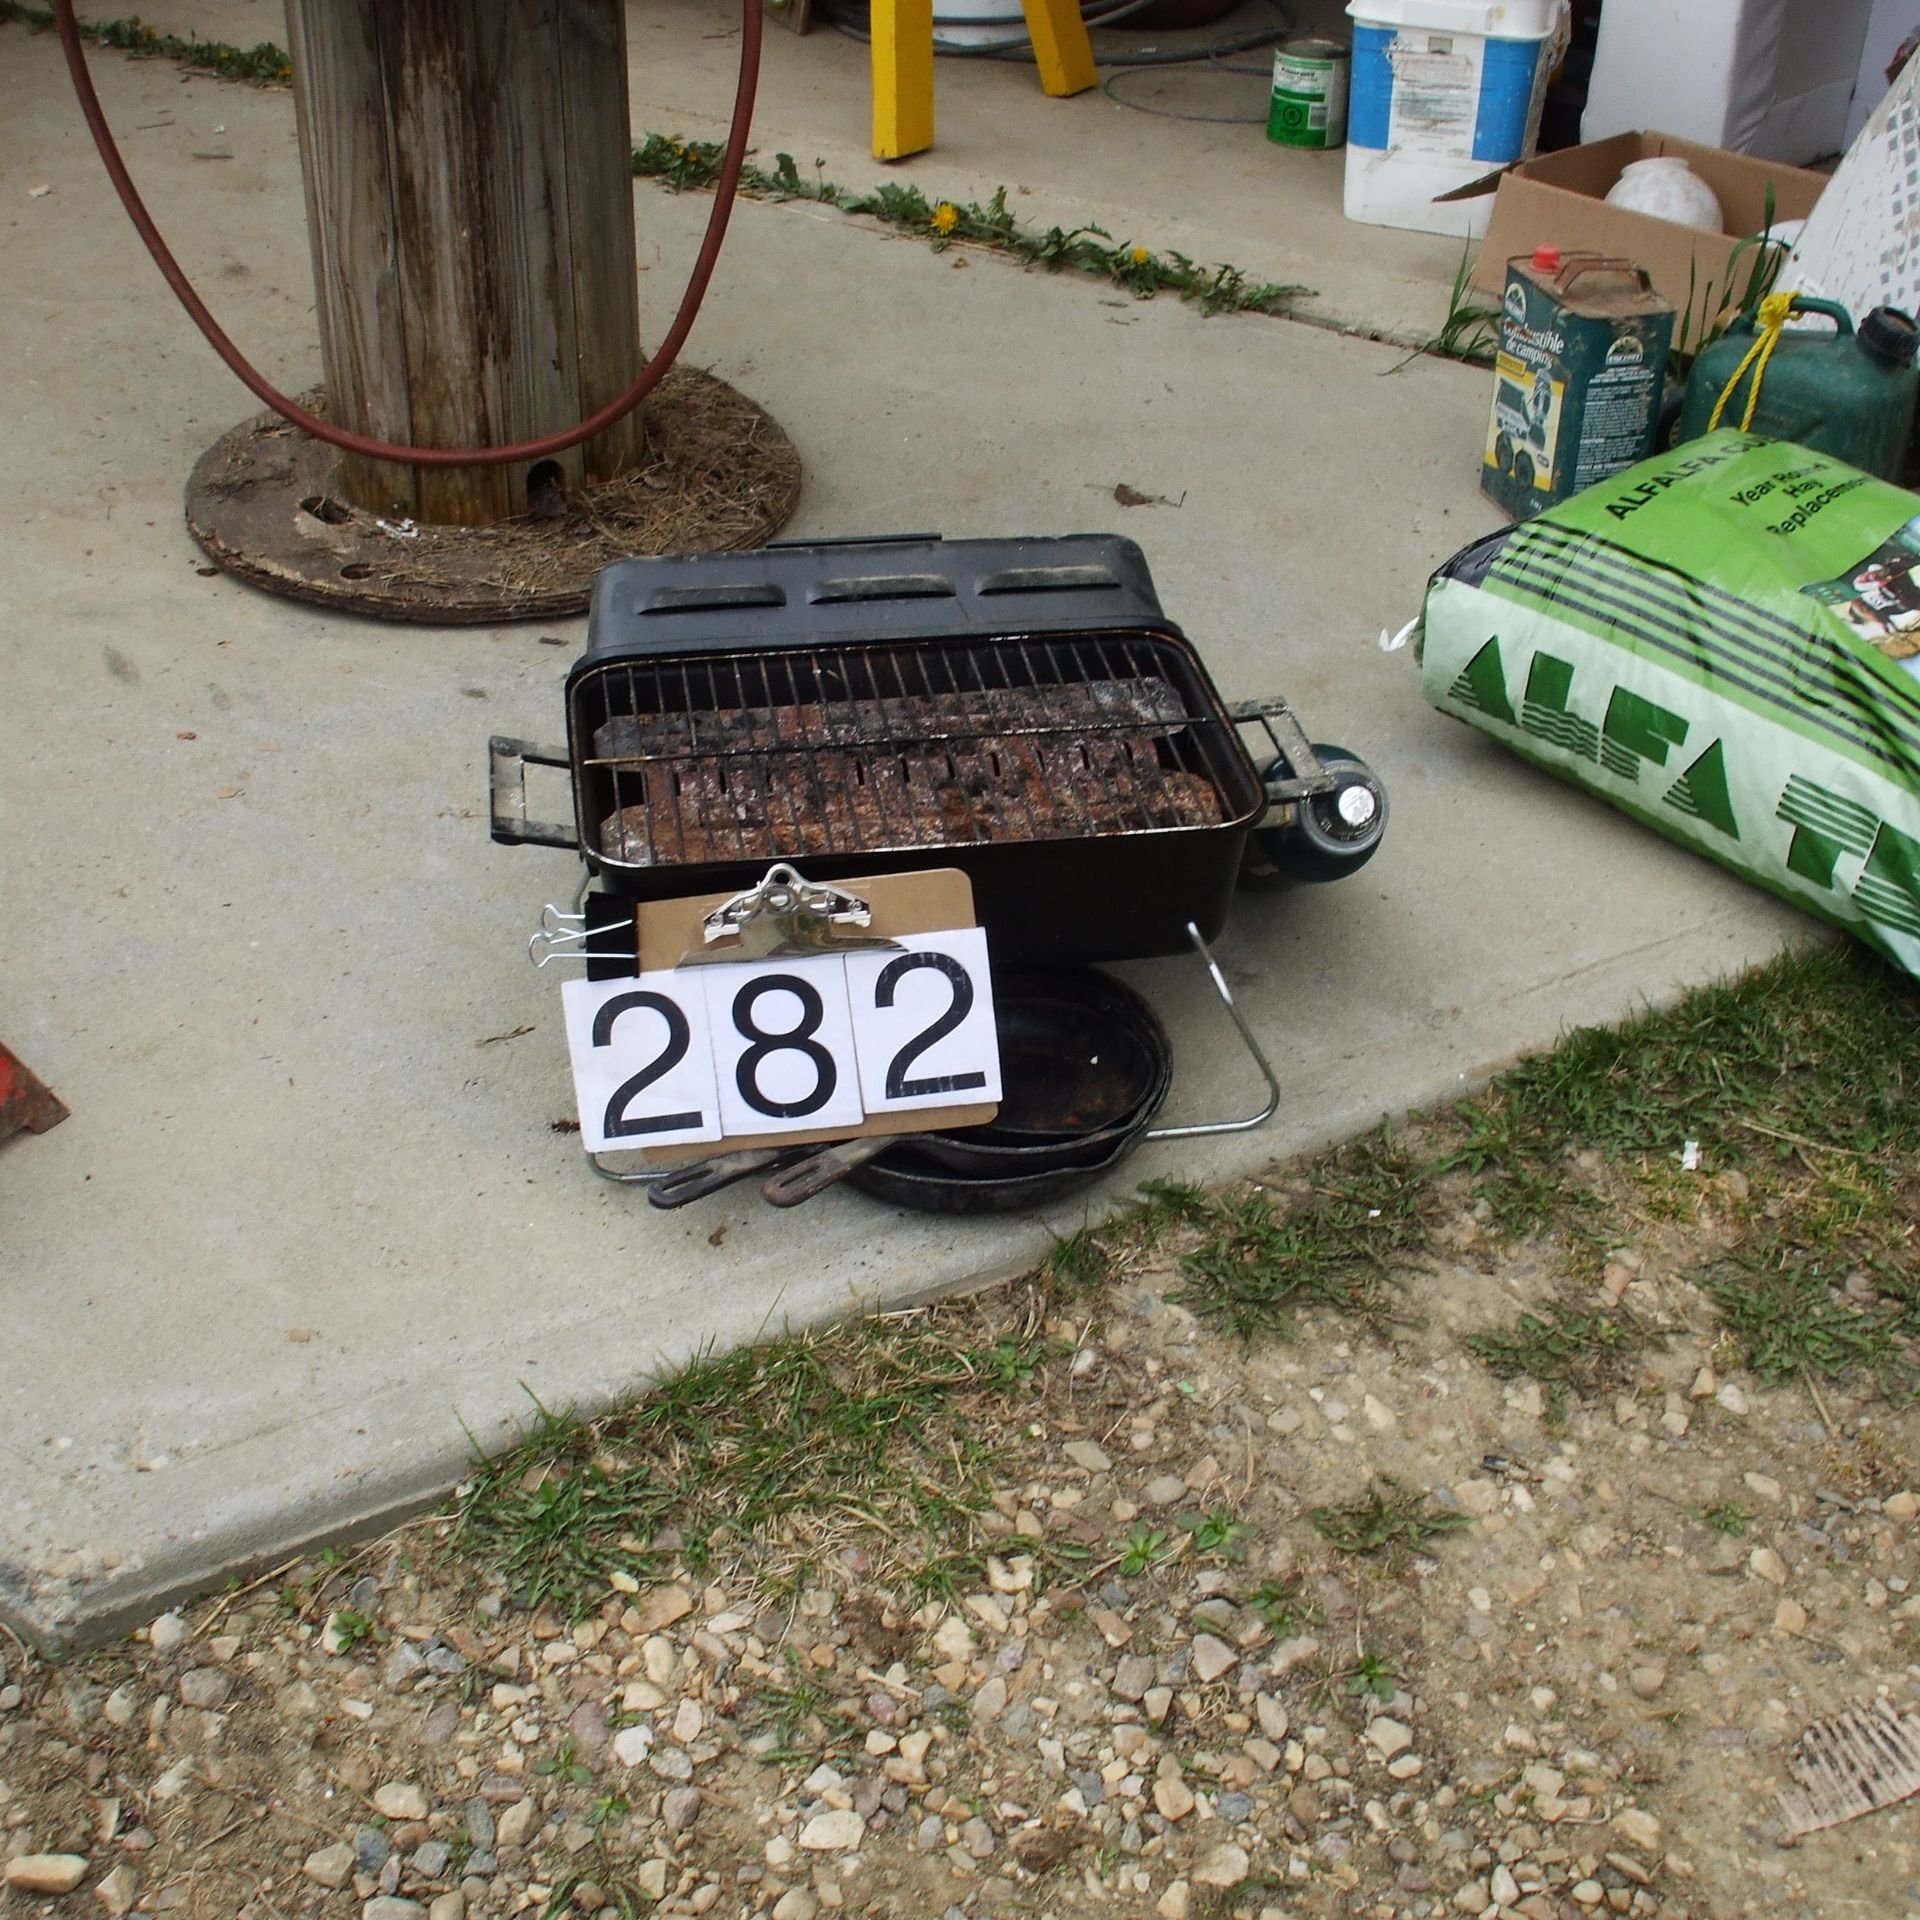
1342 0 1569 238
930 0 1112 49
931 0 1025 52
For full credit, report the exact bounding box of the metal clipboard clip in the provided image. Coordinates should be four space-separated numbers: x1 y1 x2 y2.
680 862 904 967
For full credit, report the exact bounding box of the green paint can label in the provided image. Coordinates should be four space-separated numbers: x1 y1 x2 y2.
1268 39 1349 151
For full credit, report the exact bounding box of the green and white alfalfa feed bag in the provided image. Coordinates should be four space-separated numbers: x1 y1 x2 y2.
1418 431 1920 977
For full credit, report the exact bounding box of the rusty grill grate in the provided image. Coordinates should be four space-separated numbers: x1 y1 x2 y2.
571 633 1244 870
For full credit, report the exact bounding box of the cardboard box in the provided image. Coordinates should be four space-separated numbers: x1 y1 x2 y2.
1459 132 1828 341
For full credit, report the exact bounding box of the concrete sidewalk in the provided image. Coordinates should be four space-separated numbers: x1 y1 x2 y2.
0 13 1802 1643
173 0 1475 346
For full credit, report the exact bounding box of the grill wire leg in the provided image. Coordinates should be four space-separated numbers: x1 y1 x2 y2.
1143 922 1280 1141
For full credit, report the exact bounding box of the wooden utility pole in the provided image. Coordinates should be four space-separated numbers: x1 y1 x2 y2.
281 1 646 526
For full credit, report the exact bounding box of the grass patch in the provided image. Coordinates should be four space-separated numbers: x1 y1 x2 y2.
451 1315 1023 1619
442 947 1918 1625
1464 1297 1667 1400
633 135 1310 320
1700 1238 1917 1390
1150 949 1913 1395
446 1180 1208 1623
1308 1480 1474 1556
0 3 291 81
1432 945 1918 1249
1166 1130 1427 1340
1469 946 1917 1173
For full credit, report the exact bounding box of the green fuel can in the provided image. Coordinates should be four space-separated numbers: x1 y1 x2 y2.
1482 248 1675 522
1677 295 1919 481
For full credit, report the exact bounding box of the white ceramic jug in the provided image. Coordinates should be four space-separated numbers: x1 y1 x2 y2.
1604 156 1724 232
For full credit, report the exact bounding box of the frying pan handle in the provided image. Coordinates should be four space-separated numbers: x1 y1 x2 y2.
645 1145 801 1209
763 532 942 550
489 736 579 850
761 1135 895 1207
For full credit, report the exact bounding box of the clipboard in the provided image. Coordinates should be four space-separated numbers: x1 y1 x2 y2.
626 865 1000 1166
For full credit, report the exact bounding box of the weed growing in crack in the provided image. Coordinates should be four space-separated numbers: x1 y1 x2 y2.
1179 1505 1252 1559
1249 1577 1325 1639
1 3 292 81
1115 1525 1175 1577
632 135 1311 320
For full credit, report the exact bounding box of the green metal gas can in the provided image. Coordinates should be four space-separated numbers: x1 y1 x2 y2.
1482 249 1675 521
1678 296 1920 481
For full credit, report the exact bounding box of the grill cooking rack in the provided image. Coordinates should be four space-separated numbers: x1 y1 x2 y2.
574 630 1248 872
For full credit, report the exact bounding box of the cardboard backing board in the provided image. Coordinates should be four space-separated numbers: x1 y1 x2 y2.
630 867 998 1165
1459 132 1829 340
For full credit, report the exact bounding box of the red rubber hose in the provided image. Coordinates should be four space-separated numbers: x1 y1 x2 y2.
53 0 761 469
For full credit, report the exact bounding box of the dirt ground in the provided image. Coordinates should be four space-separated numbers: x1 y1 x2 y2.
5 1137 1920 1920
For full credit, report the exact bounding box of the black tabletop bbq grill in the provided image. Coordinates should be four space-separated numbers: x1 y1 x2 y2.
489 534 1388 1208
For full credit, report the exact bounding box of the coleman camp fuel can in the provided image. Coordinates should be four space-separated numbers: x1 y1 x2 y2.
1483 248 1675 520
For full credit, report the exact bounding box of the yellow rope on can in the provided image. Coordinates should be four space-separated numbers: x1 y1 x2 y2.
1707 291 1797 432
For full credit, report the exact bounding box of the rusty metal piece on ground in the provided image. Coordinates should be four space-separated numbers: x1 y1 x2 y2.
1780 1697 1920 1839
0 1045 69 1143
183 368 801 625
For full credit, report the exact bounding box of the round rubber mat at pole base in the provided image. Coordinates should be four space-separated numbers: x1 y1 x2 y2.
183 368 803 625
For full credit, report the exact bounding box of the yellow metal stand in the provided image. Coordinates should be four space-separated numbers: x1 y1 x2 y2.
871 0 1094 161
1021 0 1098 96
872 0 936 160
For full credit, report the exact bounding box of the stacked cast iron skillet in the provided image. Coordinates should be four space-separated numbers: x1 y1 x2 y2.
649 968 1170 1215
846 968 1171 1213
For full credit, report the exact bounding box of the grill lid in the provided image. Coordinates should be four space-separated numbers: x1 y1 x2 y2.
579 533 1173 662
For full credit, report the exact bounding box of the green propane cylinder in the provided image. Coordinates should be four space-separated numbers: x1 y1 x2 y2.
1678 295 1920 480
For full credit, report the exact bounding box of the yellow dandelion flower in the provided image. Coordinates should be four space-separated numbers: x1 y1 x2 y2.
932 202 960 235
1130 246 1151 265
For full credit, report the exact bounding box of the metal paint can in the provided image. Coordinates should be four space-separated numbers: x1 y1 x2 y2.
1268 37 1349 151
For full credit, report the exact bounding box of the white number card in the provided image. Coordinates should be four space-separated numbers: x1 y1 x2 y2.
558 931 1000 1151
843 927 1001 1115
700 953 868 1139
560 970 726 1153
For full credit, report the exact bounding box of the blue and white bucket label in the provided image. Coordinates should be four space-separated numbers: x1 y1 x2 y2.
1350 24 1544 165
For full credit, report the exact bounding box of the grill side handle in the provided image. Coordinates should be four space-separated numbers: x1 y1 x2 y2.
1227 698 1332 813
488 736 580 850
